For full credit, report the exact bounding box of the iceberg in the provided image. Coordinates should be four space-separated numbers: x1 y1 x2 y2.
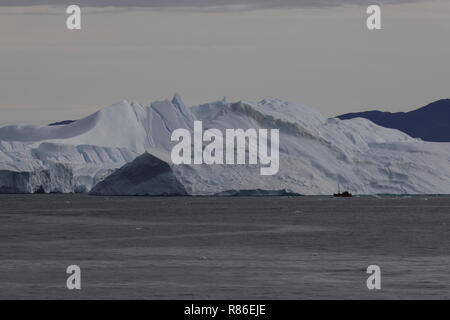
1 95 450 195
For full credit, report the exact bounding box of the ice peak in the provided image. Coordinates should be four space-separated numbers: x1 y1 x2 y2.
171 93 186 109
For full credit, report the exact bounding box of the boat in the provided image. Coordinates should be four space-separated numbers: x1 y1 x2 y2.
333 184 353 197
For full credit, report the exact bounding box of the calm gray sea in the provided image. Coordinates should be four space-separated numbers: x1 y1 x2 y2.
0 194 449 299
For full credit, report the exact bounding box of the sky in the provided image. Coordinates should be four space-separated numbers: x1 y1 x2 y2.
0 0 449 125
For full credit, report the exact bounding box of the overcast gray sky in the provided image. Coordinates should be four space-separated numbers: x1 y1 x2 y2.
0 0 449 125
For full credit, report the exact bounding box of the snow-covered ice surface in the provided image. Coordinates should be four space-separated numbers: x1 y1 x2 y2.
1 95 450 195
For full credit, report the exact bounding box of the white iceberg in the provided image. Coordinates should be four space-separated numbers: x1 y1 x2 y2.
1 95 450 195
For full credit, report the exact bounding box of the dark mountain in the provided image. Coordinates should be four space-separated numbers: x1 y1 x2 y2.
337 99 450 142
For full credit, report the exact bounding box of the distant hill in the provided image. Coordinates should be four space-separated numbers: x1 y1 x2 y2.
337 99 450 142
